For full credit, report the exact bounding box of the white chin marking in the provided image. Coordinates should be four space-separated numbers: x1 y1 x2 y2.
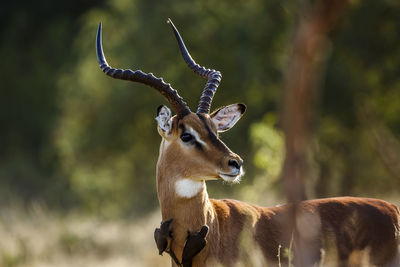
175 179 204 198
219 173 242 183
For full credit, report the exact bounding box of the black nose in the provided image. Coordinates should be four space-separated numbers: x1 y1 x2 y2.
228 159 242 169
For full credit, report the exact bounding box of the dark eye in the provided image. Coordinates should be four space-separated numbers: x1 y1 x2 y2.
180 133 193 143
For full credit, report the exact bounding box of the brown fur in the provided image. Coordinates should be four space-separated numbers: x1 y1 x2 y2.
156 113 400 266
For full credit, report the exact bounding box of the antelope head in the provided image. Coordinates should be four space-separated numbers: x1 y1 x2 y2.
96 19 245 199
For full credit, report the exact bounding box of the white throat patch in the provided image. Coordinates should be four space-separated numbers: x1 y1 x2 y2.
175 179 204 198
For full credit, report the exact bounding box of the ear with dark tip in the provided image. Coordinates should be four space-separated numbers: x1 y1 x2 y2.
210 103 246 132
155 105 173 135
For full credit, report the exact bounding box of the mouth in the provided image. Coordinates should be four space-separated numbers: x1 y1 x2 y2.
218 169 243 183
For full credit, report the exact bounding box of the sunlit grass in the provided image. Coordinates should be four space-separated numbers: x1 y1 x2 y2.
0 204 169 267
1 195 398 267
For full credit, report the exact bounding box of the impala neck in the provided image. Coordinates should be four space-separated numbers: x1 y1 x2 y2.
157 174 215 264
156 139 212 221
156 171 214 228
156 139 218 265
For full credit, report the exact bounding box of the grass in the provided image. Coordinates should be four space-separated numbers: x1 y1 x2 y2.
1 197 398 266
0 204 169 267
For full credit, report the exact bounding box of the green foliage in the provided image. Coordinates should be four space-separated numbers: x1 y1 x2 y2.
314 0 400 197
251 113 284 180
51 0 293 215
1 0 400 217
240 113 284 203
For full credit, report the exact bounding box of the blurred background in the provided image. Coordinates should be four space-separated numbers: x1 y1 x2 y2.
1 0 399 266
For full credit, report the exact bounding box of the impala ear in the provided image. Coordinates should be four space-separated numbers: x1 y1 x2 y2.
210 103 246 132
156 105 173 136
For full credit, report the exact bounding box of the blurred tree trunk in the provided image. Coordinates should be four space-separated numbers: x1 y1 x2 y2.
280 0 348 265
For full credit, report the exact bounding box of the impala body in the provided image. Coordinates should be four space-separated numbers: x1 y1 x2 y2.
154 110 400 267
96 20 400 266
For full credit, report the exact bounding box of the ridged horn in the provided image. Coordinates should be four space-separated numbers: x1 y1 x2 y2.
167 19 222 114
96 22 191 118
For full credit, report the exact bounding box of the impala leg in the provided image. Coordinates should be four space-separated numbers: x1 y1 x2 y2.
370 239 400 267
335 237 351 267
293 239 323 267
384 249 400 267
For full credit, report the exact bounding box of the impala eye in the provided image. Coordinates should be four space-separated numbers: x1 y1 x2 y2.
180 133 193 143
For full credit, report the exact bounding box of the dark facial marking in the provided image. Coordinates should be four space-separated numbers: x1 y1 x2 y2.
179 123 185 134
197 114 230 152
179 123 203 151
194 141 203 151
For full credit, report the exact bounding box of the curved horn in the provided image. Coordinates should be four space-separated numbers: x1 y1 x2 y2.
96 22 191 118
167 19 222 114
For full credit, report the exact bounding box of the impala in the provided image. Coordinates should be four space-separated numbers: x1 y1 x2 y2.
96 19 400 266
